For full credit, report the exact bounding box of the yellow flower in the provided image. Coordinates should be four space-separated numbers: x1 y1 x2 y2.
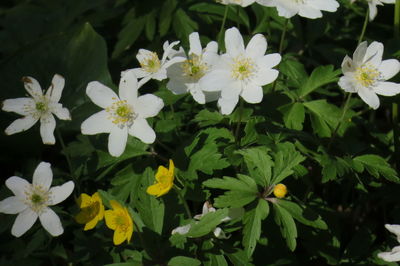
146 159 175 197
104 200 134 245
75 192 105 230
273 184 288 198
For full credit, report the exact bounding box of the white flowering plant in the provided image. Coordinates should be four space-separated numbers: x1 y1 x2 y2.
0 0 399 265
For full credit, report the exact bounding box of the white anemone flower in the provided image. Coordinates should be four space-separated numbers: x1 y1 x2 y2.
81 71 164 157
200 27 281 115
216 0 256 7
167 32 220 104
172 201 231 239
338 41 400 109
351 0 395 21
125 41 186 88
2 74 71 144
256 0 339 19
0 162 74 237
378 224 400 262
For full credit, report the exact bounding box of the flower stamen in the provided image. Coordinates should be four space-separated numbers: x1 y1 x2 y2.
231 56 257 82
139 52 161 73
355 63 381 88
106 100 137 128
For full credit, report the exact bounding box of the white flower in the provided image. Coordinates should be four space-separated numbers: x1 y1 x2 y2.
2 74 71 144
256 0 339 19
378 224 400 262
172 201 233 239
125 41 186 88
367 0 395 21
0 162 74 237
216 0 256 7
81 71 164 157
200 27 281 115
167 32 220 104
338 41 400 109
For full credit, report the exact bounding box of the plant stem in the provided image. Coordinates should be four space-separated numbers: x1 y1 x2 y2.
358 9 369 44
218 6 229 46
328 93 352 150
271 19 289 92
234 99 244 145
174 185 192 219
56 129 76 181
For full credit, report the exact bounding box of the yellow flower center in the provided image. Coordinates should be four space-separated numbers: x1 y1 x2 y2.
355 63 381 88
231 56 256 82
106 100 137 128
81 201 100 221
35 102 47 112
140 52 161 73
24 184 51 213
114 211 131 232
273 184 288 199
182 54 208 80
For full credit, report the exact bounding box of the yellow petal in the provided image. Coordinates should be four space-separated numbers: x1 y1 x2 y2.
77 193 91 208
168 159 175 177
75 210 90 224
147 183 163 197
155 166 169 182
104 210 117 230
84 217 98 231
110 200 123 211
113 228 127 245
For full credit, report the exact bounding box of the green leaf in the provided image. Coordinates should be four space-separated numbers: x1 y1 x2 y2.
112 15 146 58
277 199 327 230
242 199 269 258
203 175 259 208
298 65 341 98
168 256 201 266
159 0 178 37
240 116 264 146
187 209 229 238
273 204 297 251
193 109 224 127
353 154 400 183
319 154 352 183
279 57 308 89
173 8 198 46
271 142 305 185
204 254 228 266
279 102 305 130
236 146 273 187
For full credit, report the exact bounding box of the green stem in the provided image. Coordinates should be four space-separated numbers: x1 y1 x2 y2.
56 129 75 181
218 6 229 47
358 9 369 44
236 5 240 29
174 185 192 219
271 19 289 92
328 93 352 150
234 99 244 145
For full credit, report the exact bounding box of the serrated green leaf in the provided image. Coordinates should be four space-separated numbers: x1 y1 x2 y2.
159 0 177 36
168 256 201 266
299 65 341 98
279 58 308 89
273 204 297 251
319 155 352 183
173 9 198 46
353 154 399 183
204 254 228 266
271 142 305 185
236 146 273 187
243 199 269 258
112 16 146 58
187 209 229 238
193 109 224 127
203 175 258 208
277 199 327 230
279 102 305 130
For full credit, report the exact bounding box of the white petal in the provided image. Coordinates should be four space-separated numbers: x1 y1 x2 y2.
276 4 299 18
225 27 245 58
341 55 354 73
245 34 267 59
379 59 400 80
2 98 35 116
11 208 38 237
364 41 383 66
298 6 323 19
108 126 128 157
129 118 155 144
189 32 202 56
119 70 138 104
353 42 368 64
136 94 164 118
218 95 239 115
23 76 43 99
253 69 279 86
0 196 27 214
190 85 206 104
5 176 30 199
172 224 191 235
33 162 53 190
162 40 180 63
39 207 63 236
256 53 282 69
213 227 229 239
86 81 118 109
162 56 186 70
127 68 148 79
200 70 231 92
308 0 339 12
48 181 74 206
204 91 220 103
358 88 380 109
40 113 56 145
50 103 71 120
378 246 400 262
81 110 114 135
374 82 400 96
338 76 357 93
205 41 218 54
241 84 263 103
46 74 65 103
5 116 38 135
368 2 378 21
385 224 400 239
138 76 152 88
